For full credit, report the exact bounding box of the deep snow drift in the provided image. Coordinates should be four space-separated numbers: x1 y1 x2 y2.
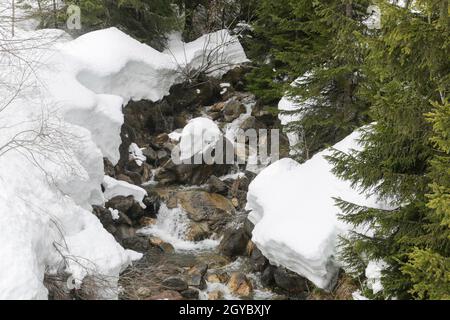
245 129 392 290
0 17 247 299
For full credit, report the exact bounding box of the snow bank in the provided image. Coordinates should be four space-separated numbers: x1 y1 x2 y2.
245 129 392 290
0 22 247 298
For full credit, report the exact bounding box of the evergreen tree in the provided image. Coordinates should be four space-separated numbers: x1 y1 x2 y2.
61 0 180 49
246 0 373 161
329 0 449 299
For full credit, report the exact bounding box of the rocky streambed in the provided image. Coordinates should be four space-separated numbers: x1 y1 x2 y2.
90 68 353 300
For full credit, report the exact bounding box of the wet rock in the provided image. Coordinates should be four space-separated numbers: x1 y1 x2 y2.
148 236 173 251
207 175 228 195
209 101 226 112
106 196 135 214
250 247 268 272
121 235 148 252
187 265 208 290
208 290 224 300
219 228 250 257
273 267 307 294
231 197 239 208
140 217 157 227
176 191 235 224
186 222 210 241
146 290 183 300
222 100 246 122
207 272 230 284
162 277 189 292
227 272 253 297
208 111 221 121
180 288 199 300
261 265 276 287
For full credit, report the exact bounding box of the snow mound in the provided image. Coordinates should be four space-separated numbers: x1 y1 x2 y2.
0 24 247 299
245 129 392 290
179 117 222 161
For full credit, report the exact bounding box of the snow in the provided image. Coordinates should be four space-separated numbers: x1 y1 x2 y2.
129 143 146 166
0 19 247 298
179 117 222 162
102 176 147 208
365 260 387 294
278 73 315 155
109 208 120 220
245 129 393 290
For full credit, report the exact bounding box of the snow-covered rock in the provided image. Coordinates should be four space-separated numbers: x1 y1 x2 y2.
179 117 222 162
102 176 147 208
245 129 392 290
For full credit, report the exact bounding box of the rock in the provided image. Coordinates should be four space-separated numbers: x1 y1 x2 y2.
176 191 235 224
103 158 115 177
207 272 229 284
273 267 307 294
187 265 208 290
231 198 239 208
106 195 135 214
210 101 226 112
246 240 255 256
146 290 183 300
140 217 157 227
180 288 199 300
155 133 169 145
222 100 246 122
161 277 189 292
142 147 158 164
186 222 210 241
121 235 148 251
159 242 175 253
227 272 253 297
208 111 221 121
207 175 228 195
174 115 188 129
141 163 153 182
238 116 266 131
116 173 135 185
261 265 276 287
243 218 254 238
208 290 224 300
250 247 267 272
136 287 152 298
219 228 250 257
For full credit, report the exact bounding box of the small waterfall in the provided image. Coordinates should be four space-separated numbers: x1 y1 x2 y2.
138 203 219 251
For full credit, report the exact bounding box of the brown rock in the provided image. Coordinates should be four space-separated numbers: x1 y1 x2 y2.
207 272 229 284
140 217 157 227
227 272 253 297
155 133 169 145
186 222 211 241
116 174 135 185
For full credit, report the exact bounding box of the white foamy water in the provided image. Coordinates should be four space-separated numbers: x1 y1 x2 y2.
138 203 219 251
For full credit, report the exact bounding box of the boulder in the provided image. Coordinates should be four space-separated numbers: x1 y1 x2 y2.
103 157 115 177
187 265 208 290
121 235 148 252
219 228 250 257
116 174 135 185
261 265 276 287
186 222 211 241
207 272 229 284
